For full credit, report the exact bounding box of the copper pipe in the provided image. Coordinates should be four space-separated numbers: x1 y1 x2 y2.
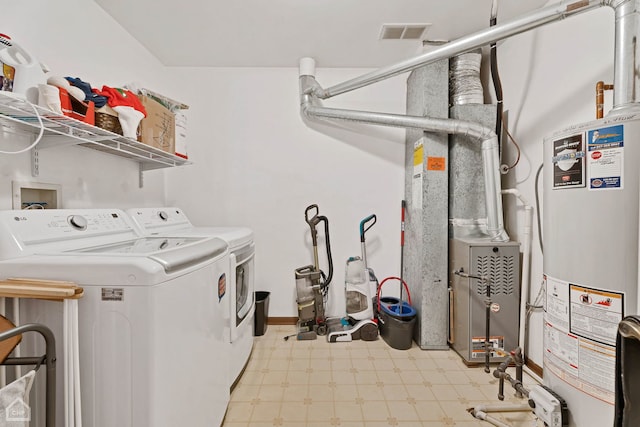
596 81 614 119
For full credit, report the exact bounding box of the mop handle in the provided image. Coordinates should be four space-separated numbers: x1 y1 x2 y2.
401 200 406 246
400 200 406 304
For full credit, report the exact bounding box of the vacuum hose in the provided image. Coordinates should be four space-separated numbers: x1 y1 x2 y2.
319 216 334 294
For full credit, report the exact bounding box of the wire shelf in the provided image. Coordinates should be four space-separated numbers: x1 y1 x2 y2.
0 94 190 171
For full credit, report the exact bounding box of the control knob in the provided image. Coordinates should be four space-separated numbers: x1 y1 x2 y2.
68 215 88 230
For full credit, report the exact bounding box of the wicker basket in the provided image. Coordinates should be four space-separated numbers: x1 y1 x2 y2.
95 111 123 135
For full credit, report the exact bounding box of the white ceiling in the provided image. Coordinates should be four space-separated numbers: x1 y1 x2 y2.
94 0 549 68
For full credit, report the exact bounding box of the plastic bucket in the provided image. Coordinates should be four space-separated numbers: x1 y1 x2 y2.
378 309 417 350
376 277 417 350
379 297 416 318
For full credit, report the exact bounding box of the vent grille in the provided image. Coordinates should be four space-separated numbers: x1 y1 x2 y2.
474 255 516 296
379 24 430 40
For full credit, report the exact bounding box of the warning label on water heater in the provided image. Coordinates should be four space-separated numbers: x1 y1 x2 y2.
587 125 624 190
552 134 585 189
543 275 624 404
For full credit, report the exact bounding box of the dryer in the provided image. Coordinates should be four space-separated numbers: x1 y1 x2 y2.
126 207 254 387
0 209 230 427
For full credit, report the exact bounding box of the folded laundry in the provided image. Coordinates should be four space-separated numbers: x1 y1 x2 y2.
37 83 63 114
46 75 85 102
112 105 144 139
93 86 147 116
65 77 107 108
92 86 147 139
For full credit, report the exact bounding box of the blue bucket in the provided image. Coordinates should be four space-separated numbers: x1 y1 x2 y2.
379 297 416 318
376 277 417 350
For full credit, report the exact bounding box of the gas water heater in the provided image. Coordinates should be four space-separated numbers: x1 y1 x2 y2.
543 114 640 427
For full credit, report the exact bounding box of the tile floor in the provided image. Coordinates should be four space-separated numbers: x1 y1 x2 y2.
223 325 543 427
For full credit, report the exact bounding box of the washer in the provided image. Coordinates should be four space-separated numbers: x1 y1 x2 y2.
126 207 254 387
0 209 230 427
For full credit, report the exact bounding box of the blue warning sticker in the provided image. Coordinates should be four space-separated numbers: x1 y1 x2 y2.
587 125 624 190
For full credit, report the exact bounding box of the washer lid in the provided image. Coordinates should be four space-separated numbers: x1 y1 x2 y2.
194 227 253 249
71 236 202 254
125 207 253 248
65 236 228 273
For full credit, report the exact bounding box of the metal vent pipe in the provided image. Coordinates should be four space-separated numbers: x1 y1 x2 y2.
307 0 640 114
612 0 640 111
297 0 640 242
299 70 509 242
308 0 606 100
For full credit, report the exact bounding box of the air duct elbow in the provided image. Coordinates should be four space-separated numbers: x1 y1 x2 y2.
299 73 325 121
298 57 330 101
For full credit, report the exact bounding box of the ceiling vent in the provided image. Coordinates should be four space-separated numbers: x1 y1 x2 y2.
379 24 431 40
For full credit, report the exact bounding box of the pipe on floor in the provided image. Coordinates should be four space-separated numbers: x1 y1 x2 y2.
468 403 533 427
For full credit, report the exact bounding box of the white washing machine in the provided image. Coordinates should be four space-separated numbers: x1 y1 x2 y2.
0 209 230 427
126 207 254 387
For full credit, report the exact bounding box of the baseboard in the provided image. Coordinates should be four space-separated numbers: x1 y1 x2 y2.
525 358 543 378
268 316 297 325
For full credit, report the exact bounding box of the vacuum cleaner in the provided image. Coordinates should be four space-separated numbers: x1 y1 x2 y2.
326 214 378 343
292 204 333 340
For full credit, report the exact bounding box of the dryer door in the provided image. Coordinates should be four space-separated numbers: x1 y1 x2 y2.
231 243 255 341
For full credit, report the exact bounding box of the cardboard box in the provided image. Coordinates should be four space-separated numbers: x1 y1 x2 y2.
137 95 175 154
174 111 188 159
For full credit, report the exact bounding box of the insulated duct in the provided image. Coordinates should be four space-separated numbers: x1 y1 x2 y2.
450 49 484 105
299 68 509 242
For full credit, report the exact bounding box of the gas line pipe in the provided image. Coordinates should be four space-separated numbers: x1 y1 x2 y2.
596 81 614 119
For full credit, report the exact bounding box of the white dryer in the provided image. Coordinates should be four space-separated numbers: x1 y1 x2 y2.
126 207 254 387
0 209 230 427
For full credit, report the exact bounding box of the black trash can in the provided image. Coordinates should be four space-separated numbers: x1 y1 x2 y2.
254 291 270 336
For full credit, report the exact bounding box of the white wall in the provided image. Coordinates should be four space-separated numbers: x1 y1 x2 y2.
5 0 610 368
4 0 408 322
1 0 172 210
164 67 407 317
495 4 615 366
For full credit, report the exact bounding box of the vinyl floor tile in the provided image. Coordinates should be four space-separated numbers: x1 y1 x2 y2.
224 325 544 426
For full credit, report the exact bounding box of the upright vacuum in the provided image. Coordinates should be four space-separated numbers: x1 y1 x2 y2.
293 204 333 340
326 214 379 343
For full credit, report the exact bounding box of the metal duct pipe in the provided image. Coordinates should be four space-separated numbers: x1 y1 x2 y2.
299 68 509 242
308 0 605 99
612 0 640 111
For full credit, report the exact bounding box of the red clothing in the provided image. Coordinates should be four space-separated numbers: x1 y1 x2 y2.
93 86 147 117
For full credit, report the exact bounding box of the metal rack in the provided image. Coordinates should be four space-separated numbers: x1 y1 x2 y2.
0 94 190 187
0 323 56 427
